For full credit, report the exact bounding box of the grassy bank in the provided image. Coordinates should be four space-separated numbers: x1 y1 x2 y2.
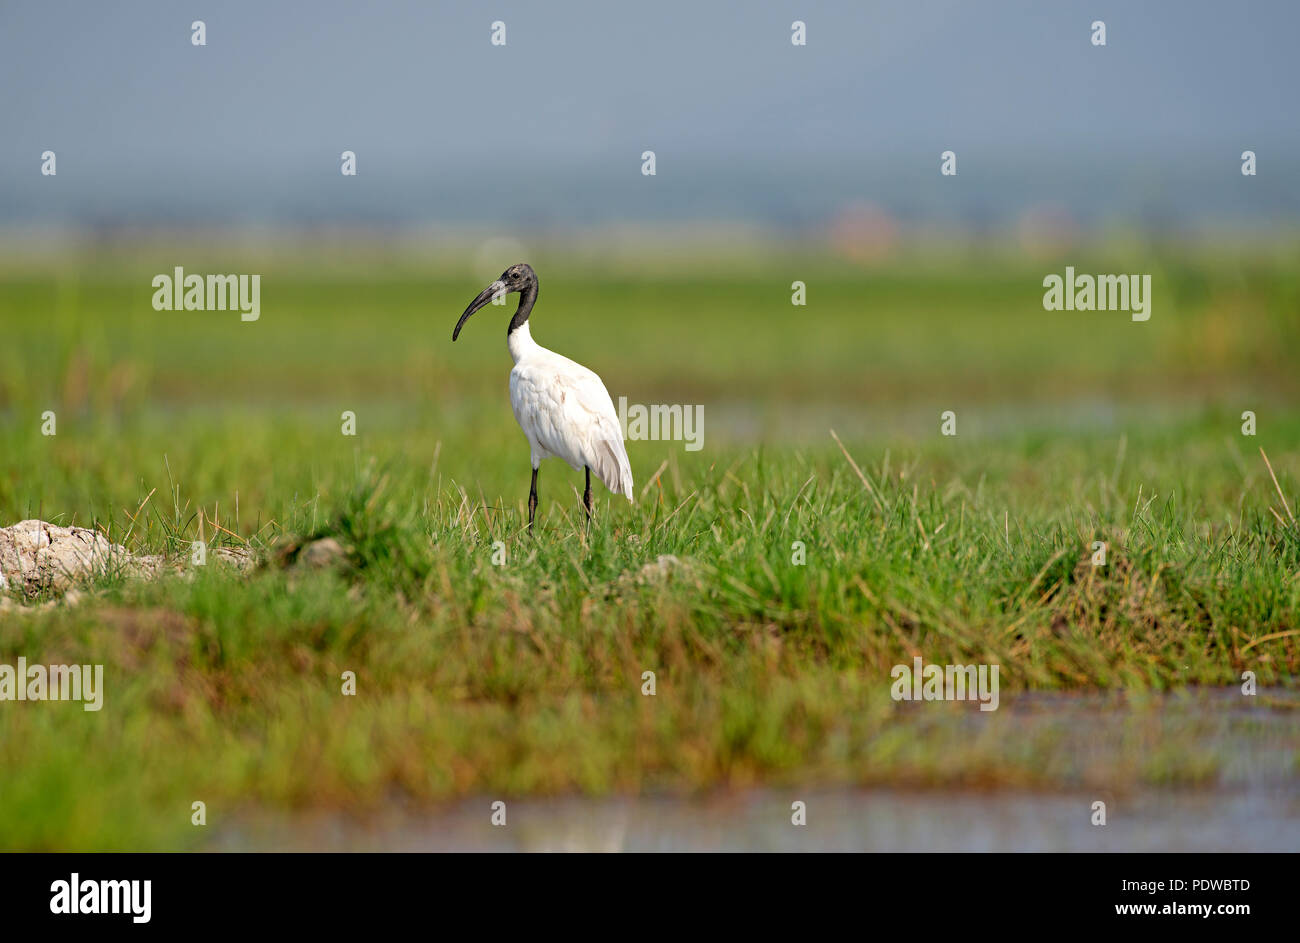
1 248 1297 849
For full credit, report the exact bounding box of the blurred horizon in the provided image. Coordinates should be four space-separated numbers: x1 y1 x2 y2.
3 0 1298 234
1 0 1295 442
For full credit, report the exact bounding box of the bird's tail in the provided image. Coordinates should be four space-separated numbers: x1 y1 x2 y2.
595 434 635 502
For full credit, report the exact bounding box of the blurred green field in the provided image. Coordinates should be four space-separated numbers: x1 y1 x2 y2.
0 242 1298 849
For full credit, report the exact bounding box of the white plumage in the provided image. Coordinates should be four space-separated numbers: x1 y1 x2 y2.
452 262 633 529
508 323 634 499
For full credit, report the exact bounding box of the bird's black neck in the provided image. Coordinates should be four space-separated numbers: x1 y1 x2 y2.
508 282 537 335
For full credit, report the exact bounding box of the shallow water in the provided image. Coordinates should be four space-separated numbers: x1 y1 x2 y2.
214 689 1300 852
215 789 1300 853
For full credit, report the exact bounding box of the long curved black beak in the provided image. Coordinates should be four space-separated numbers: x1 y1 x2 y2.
453 280 505 341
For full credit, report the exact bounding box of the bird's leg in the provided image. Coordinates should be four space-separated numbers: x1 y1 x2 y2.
583 466 593 521
528 466 539 533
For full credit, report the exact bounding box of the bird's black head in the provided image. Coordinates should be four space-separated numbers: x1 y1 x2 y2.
453 262 538 341
500 262 536 291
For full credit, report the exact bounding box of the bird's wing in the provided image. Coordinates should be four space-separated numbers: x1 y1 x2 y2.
512 357 634 501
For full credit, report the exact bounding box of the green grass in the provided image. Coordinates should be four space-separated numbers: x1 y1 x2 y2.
1 243 1298 849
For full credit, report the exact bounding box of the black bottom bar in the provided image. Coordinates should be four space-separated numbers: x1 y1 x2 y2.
0 853 1287 932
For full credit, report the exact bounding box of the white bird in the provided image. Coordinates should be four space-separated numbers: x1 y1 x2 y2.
453 263 633 530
